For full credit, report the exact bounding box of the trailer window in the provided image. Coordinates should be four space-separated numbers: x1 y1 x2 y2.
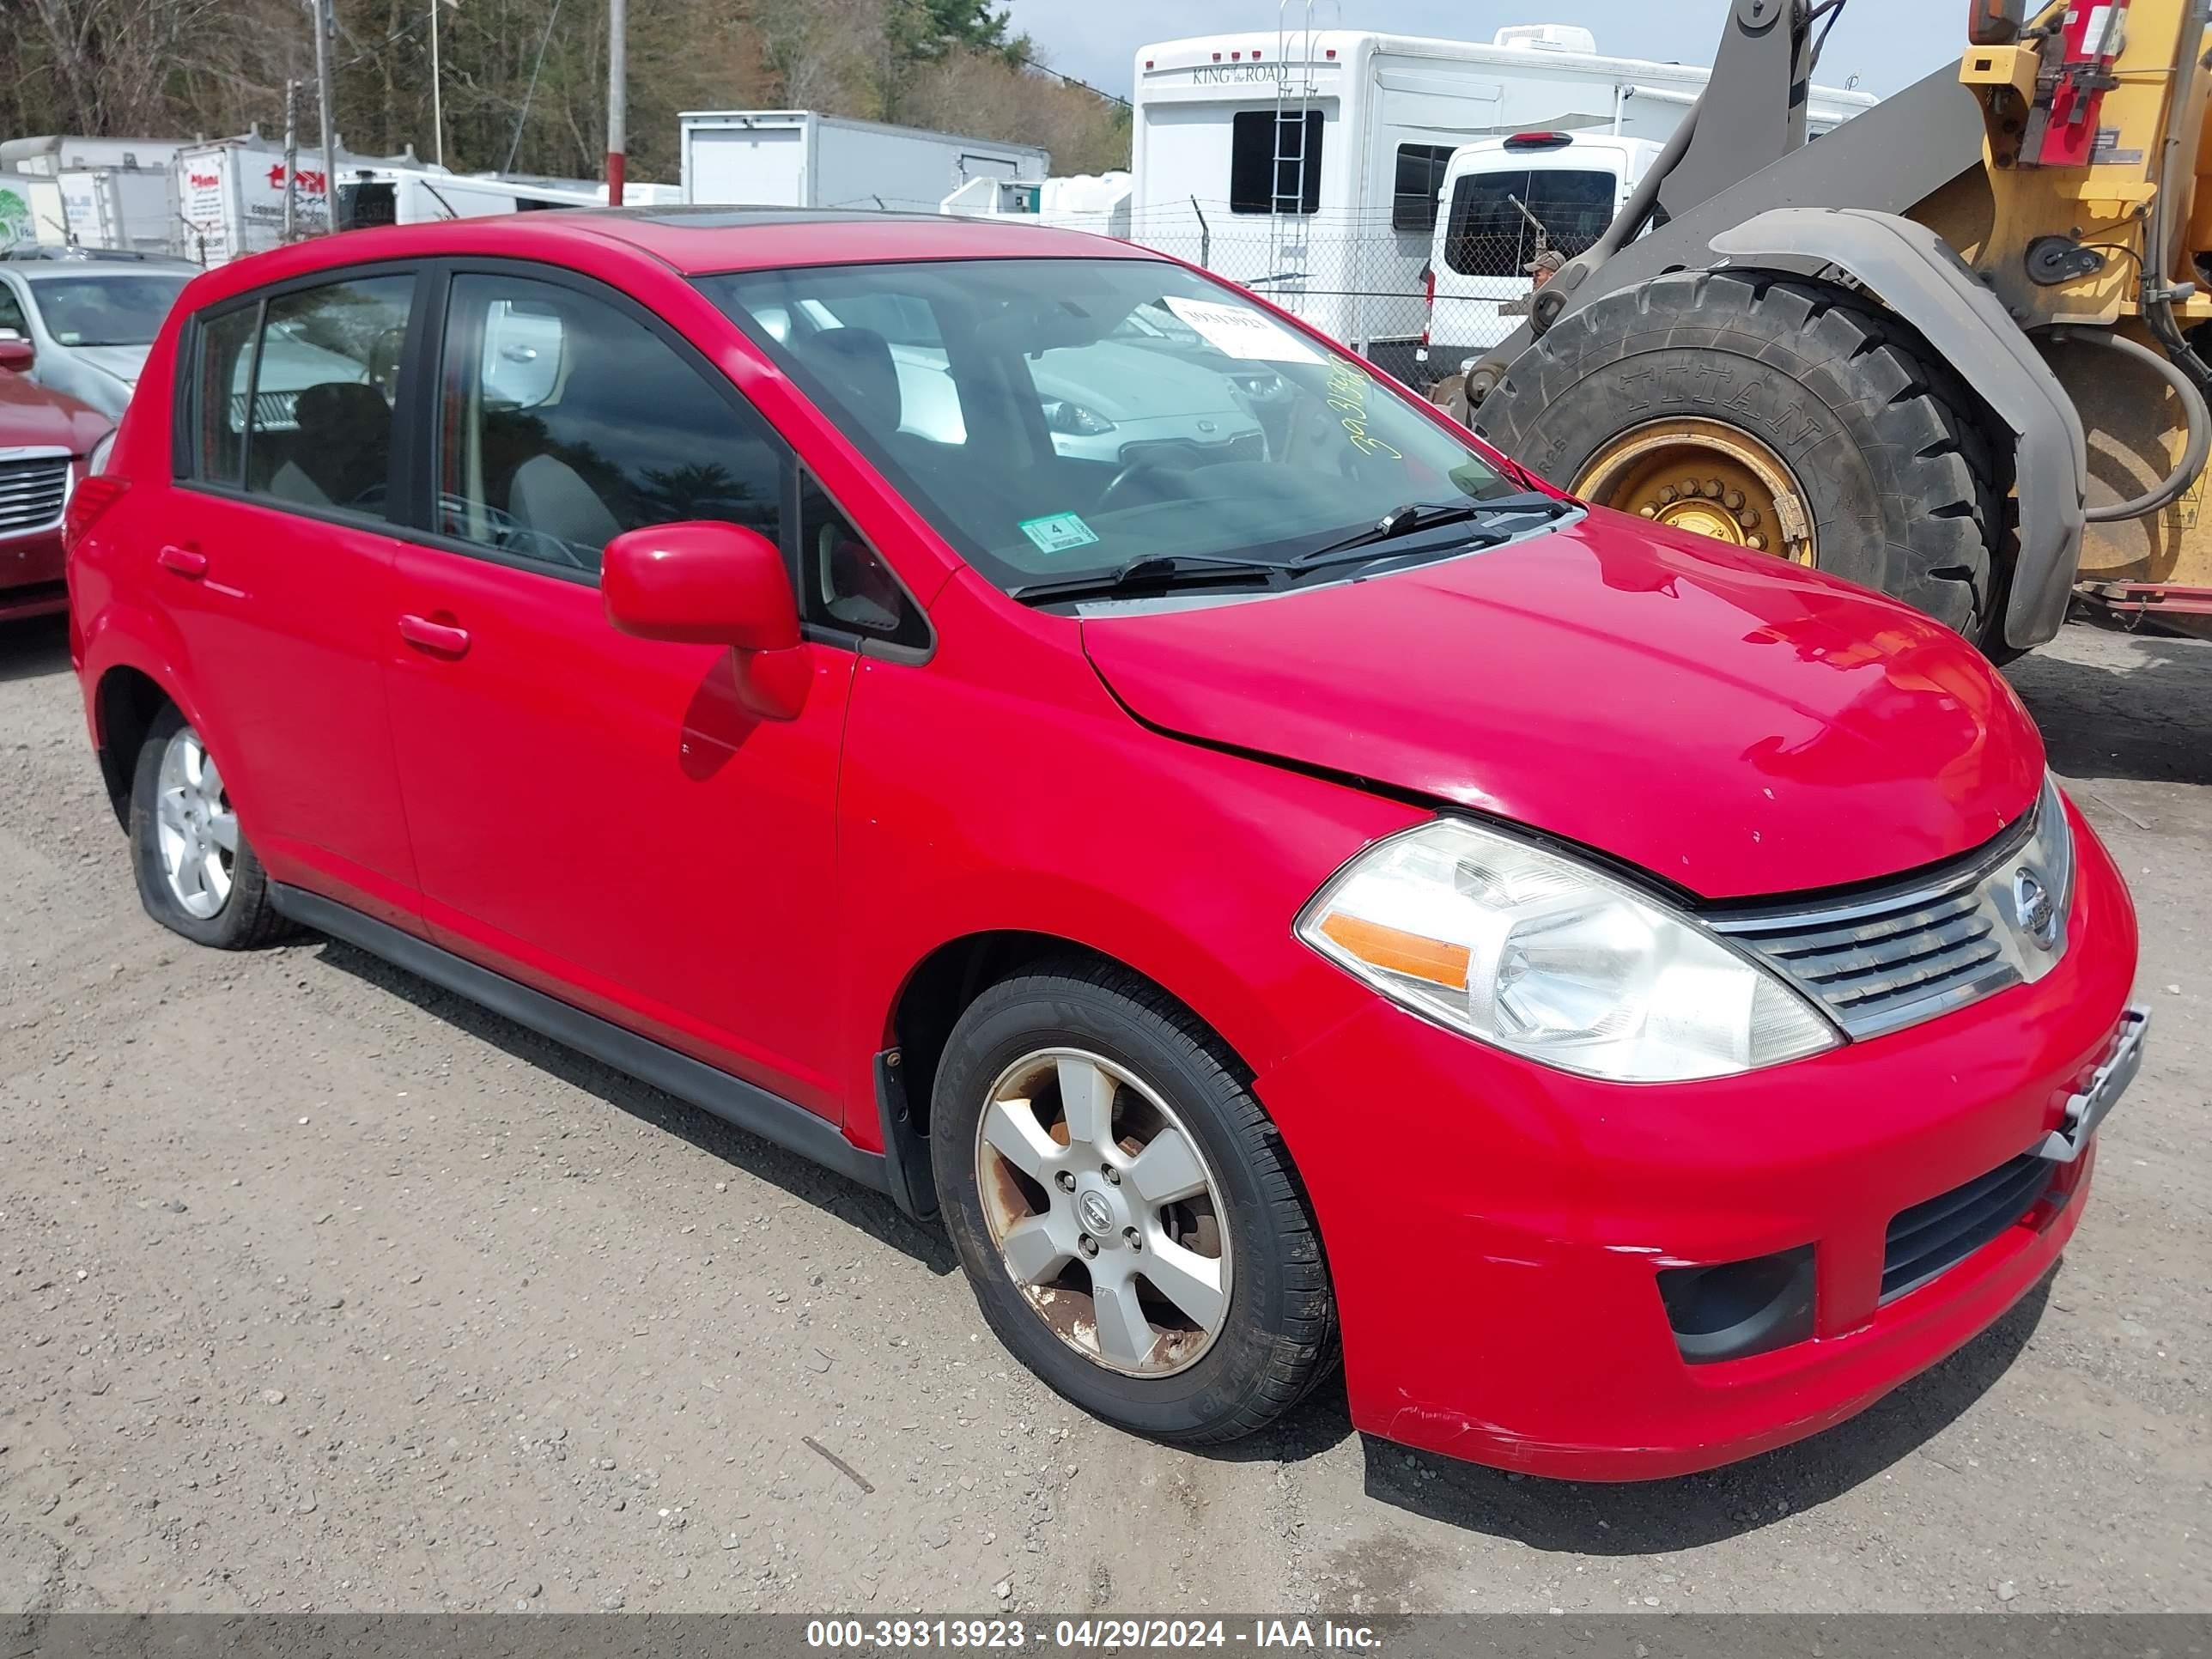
1443 168 1616 278
1392 145 1455 234
1230 110 1323 216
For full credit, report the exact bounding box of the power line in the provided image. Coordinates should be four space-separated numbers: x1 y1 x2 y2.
1009 50 1131 110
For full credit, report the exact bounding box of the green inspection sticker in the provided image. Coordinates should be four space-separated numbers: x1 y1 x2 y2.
1018 513 1102 555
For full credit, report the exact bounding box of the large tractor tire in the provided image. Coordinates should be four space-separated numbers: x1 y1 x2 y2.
1474 270 2009 642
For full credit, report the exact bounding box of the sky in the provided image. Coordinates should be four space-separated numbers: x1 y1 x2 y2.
1000 0 1961 103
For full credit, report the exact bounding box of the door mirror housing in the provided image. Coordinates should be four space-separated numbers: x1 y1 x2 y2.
602 520 809 721
0 335 34 374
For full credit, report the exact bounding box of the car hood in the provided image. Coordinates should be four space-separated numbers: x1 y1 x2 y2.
0 368 106 455
64 343 149 385
1079 513 2045 901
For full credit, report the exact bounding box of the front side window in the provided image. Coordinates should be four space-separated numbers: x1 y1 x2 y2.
1443 168 1617 278
0 282 29 338
28 273 190 347
1230 110 1323 215
1393 144 1455 234
704 258 1527 599
434 273 783 577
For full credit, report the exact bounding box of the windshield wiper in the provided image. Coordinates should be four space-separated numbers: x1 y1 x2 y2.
1009 552 1287 605
1295 491 1571 566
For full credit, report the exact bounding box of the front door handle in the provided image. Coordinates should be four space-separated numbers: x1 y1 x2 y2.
157 544 208 579
398 613 471 658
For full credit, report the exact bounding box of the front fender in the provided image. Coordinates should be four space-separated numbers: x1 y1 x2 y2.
1709 209 2087 651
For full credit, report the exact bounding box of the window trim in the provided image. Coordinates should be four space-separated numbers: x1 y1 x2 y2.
167 253 936 660
170 258 427 539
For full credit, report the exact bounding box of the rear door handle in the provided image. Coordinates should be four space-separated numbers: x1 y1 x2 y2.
156 544 208 579
398 614 471 658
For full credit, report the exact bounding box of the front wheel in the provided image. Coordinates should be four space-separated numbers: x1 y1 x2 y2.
930 962 1337 1445
1475 271 2010 642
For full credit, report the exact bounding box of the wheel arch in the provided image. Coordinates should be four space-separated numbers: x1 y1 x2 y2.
92 663 171 829
884 928 1261 1147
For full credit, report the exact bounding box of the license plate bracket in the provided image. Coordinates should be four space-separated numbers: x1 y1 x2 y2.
2036 1005 2149 1164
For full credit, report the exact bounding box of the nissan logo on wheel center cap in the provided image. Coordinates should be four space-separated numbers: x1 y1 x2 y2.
2014 867 2058 950
1078 1189 1115 1236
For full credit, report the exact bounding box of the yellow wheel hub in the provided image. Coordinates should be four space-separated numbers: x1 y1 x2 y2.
1571 419 1815 564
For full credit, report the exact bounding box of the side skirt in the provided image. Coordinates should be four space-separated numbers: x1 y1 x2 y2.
270 883 893 1199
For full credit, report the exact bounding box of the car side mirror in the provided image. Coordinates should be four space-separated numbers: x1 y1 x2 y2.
601 520 809 721
0 335 33 373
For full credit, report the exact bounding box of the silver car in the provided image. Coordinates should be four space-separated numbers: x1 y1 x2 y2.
0 258 197 419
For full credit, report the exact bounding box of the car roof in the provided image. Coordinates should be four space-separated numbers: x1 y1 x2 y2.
179 206 1159 301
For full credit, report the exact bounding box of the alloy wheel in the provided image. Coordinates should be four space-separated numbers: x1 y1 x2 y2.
973 1048 1233 1377
154 725 237 919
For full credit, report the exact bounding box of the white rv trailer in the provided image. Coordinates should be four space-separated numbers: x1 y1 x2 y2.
334 167 683 231
940 171 1133 238
681 111 1048 213
1129 22 1878 380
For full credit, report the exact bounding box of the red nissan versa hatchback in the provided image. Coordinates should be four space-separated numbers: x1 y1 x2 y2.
66 209 2145 1480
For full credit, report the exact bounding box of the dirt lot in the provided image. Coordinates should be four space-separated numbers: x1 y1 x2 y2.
0 611 2205 1617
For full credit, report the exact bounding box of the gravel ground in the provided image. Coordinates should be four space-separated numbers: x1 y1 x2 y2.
0 611 2204 1617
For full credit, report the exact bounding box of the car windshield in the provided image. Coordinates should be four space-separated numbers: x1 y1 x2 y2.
30 273 191 347
700 258 1525 594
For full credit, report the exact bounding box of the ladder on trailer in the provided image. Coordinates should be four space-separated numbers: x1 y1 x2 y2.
1267 0 1319 320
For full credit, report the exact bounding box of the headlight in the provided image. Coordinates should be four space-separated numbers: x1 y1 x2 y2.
86 428 118 476
1297 817 1840 1082
1041 398 1116 436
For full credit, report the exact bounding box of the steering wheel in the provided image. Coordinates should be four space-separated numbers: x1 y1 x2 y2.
1096 460 1182 516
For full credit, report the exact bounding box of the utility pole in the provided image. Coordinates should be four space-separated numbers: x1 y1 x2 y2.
308 0 337 232
281 80 300 240
429 0 446 167
605 0 626 205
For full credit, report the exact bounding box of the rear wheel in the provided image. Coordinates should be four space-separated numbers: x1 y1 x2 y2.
130 704 289 950
1475 270 2010 641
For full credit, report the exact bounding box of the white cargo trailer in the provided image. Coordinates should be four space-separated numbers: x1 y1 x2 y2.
173 133 422 264
1129 23 1876 379
680 111 1048 212
53 166 177 258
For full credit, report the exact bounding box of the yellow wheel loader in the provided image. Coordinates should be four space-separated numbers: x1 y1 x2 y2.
1450 0 2212 654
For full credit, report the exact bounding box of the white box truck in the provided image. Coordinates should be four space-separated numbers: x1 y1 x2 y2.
680 111 1048 213
1129 23 1876 380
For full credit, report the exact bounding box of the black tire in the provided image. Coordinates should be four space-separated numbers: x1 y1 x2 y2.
129 703 291 950
1475 270 2010 641
929 959 1337 1445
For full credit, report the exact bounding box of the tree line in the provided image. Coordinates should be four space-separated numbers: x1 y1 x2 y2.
7 0 1131 183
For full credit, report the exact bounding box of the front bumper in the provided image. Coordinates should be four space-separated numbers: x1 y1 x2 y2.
0 525 67 621
1255 798 2141 1480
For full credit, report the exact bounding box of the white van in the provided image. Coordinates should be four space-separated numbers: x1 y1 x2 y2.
1421 131 1665 374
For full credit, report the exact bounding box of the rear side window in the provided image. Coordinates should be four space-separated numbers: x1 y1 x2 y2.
1443 168 1616 277
1230 110 1323 215
192 307 257 486
187 275 414 521
1392 144 1455 234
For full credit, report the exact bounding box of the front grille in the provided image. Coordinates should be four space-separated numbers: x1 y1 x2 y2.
1707 778 2073 1040
1881 1152 2055 1304
0 453 70 537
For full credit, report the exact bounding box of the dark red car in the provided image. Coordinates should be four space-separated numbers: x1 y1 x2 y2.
2 338 106 622
65 209 2145 1480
